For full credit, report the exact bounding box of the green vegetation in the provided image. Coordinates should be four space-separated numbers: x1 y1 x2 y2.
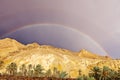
0 61 120 80
33 64 44 77
77 66 120 80
45 69 52 77
6 62 17 75
59 71 68 78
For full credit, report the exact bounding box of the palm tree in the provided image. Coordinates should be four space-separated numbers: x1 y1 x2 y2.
59 71 68 78
6 62 17 75
27 64 33 76
109 69 117 80
19 64 27 76
28 64 32 71
78 69 82 76
116 68 120 80
91 66 101 80
45 69 52 77
53 67 60 77
53 67 57 75
0 61 4 69
100 66 110 80
34 64 44 77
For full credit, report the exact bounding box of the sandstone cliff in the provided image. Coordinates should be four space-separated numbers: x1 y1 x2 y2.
0 38 119 78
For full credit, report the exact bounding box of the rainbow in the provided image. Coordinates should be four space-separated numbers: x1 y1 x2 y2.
1 23 108 56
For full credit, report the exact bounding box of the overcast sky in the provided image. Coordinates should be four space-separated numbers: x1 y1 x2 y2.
0 0 120 58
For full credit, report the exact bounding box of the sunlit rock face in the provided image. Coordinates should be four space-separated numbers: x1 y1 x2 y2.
0 38 24 58
0 38 119 78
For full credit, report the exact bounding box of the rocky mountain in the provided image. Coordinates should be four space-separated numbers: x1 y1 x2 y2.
78 49 111 59
0 38 24 58
0 38 119 78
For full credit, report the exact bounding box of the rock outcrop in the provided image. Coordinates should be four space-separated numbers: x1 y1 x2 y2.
0 38 119 78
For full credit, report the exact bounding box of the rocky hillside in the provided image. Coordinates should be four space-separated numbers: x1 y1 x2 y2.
77 49 111 59
0 38 24 58
0 38 119 78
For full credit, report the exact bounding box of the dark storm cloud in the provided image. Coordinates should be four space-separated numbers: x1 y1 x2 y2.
0 0 120 58
1 24 107 56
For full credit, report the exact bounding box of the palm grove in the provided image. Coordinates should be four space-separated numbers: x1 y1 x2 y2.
0 61 120 80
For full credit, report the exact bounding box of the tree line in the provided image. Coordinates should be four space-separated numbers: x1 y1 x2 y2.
0 61 68 79
0 61 120 80
78 66 120 80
